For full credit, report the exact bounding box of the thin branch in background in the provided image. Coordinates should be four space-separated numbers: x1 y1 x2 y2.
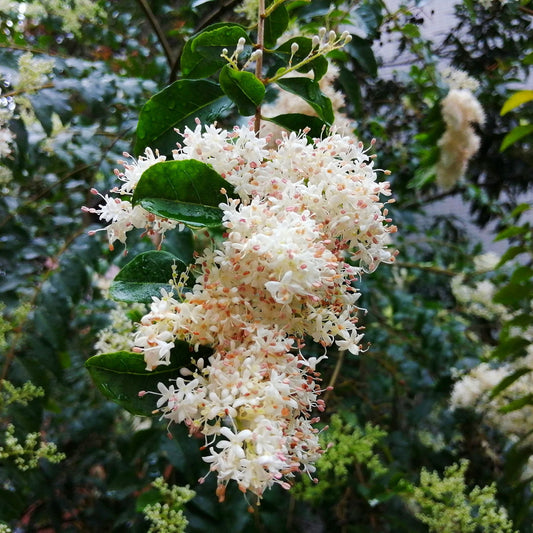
254 0 266 134
136 0 174 70
324 350 346 404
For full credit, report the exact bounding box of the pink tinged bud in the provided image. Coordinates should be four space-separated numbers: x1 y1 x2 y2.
87 230 96 236
90 188 99 195
138 390 147 397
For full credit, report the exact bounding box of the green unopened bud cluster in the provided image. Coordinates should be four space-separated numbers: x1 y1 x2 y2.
143 477 195 533
0 423 65 472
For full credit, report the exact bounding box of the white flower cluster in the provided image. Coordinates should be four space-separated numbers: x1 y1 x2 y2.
0 106 15 159
436 89 485 190
451 276 507 322
450 346 533 468
94 122 396 499
440 67 480 92
451 253 507 322
451 253 533 480
83 148 180 250
478 0 513 8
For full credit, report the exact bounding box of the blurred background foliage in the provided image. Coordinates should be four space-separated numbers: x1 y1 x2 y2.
0 0 532 531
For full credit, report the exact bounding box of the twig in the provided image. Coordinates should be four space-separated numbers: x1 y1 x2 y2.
254 0 266 134
324 349 346 404
136 0 174 70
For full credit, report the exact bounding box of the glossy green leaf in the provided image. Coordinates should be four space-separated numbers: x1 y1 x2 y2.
501 90 533 115
110 250 185 303
264 113 329 138
347 36 378 77
85 345 206 416
181 23 250 79
276 77 334 124
272 37 328 81
132 159 236 228
161 226 195 265
134 80 232 156
500 124 533 152
264 0 289 48
219 65 265 116
353 0 384 39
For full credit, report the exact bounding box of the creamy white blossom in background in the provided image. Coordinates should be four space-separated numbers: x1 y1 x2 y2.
436 89 485 190
450 252 533 481
451 275 507 321
440 67 480 92
450 346 533 479
451 252 505 320
478 0 513 8
93 122 396 499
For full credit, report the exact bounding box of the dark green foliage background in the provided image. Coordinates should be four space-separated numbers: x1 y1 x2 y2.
1 0 532 531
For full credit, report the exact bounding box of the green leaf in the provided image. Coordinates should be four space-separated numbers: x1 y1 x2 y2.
276 77 334 124
500 90 533 115
181 23 250 79
497 245 525 267
85 346 205 416
264 113 329 138
272 37 328 81
110 250 185 304
264 0 289 48
494 281 531 306
490 367 532 399
510 203 531 218
494 225 527 241
132 159 236 228
219 65 265 116
346 36 378 77
498 393 533 414
353 0 383 39
408 163 436 190
492 336 530 360
134 80 232 156
500 124 533 152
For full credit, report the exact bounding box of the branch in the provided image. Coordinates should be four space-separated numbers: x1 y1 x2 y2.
136 0 174 70
254 0 266 134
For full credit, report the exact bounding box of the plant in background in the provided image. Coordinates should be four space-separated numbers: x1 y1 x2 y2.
409 460 516 533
